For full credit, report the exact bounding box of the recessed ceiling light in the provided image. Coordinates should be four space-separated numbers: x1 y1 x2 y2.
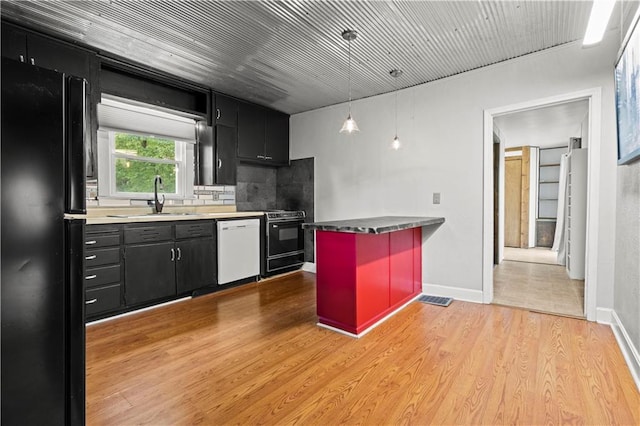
583 0 616 46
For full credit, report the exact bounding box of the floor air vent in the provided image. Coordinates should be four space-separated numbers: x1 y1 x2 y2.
417 295 453 307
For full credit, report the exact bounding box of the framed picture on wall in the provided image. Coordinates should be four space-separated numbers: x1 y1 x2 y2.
615 9 640 165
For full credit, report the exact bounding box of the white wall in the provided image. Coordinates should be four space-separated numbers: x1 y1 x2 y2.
291 31 619 307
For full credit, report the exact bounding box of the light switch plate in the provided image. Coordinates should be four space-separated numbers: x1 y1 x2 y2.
433 193 441 204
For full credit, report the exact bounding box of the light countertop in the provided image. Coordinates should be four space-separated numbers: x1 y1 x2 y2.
66 206 264 224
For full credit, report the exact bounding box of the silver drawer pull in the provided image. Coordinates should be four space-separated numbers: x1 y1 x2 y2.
85 299 97 305
85 255 97 260
85 274 97 280
85 240 97 245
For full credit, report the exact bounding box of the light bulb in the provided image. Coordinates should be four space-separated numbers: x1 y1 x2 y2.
340 114 359 133
391 135 401 150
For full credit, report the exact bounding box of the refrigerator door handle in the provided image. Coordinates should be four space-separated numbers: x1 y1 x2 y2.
65 76 87 214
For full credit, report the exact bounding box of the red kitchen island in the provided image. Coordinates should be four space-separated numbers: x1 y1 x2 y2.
302 216 445 337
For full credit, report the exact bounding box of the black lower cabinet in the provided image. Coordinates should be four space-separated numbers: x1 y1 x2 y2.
85 224 123 320
176 238 216 294
124 241 176 306
175 221 216 294
120 221 216 311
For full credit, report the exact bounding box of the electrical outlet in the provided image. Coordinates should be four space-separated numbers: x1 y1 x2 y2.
433 193 441 204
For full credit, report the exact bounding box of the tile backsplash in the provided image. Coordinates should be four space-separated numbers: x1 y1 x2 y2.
86 179 235 207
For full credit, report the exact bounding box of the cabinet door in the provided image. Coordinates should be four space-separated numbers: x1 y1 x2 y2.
216 125 237 185
176 238 216 294
1 24 27 62
27 33 93 81
265 110 289 165
124 241 176 306
197 124 215 186
237 102 265 160
214 94 238 127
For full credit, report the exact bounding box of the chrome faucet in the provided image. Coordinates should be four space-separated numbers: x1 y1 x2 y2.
153 175 165 213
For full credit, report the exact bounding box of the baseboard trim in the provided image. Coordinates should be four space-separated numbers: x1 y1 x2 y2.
86 296 191 326
610 310 640 392
302 262 316 273
596 307 613 324
422 283 483 304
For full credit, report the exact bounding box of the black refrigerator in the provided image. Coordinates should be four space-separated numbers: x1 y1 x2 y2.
1 58 86 425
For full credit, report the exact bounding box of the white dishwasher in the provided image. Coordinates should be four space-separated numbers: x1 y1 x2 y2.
217 218 260 285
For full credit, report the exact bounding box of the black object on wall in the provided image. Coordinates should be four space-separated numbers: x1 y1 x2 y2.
1 58 86 425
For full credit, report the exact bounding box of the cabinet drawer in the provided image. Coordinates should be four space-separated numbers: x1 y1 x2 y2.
176 222 214 239
85 264 121 288
125 225 173 244
85 234 120 248
85 247 120 268
86 284 121 316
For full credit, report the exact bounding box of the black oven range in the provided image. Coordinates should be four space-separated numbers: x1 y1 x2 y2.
264 210 305 276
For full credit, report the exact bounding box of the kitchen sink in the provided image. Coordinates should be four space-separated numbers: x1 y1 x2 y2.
107 212 204 219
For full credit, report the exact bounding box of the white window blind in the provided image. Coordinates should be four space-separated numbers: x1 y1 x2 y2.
97 97 196 143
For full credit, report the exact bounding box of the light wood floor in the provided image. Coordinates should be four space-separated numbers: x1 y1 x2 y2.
503 247 558 265
86 272 639 425
494 260 585 317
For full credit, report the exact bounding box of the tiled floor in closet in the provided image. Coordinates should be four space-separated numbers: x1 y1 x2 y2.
493 255 584 318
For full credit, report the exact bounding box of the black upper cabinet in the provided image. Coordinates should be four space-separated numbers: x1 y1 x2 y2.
28 34 93 81
216 125 238 185
197 124 215 186
214 94 238 127
265 110 290 165
237 102 266 161
1 24 27 62
237 101 289 166
2 23 94 81
197 123 237 186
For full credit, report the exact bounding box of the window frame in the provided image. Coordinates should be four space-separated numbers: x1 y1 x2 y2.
98 129 194 199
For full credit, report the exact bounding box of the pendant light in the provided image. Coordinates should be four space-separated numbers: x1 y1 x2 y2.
390 69 403 150
340 29 359 133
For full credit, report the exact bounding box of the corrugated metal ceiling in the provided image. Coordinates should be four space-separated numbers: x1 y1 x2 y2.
0 1 625 114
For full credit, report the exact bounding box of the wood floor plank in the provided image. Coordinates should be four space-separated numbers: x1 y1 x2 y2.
86 271 640 425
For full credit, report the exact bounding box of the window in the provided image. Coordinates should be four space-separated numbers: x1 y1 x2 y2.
97 96 196 199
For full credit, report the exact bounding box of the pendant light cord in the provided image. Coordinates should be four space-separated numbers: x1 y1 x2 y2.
348 37 352 114
394 75 398 136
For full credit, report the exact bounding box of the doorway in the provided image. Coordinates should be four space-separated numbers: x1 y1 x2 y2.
482 89 601 321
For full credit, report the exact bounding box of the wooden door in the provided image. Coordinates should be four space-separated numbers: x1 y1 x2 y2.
505 157 522 247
